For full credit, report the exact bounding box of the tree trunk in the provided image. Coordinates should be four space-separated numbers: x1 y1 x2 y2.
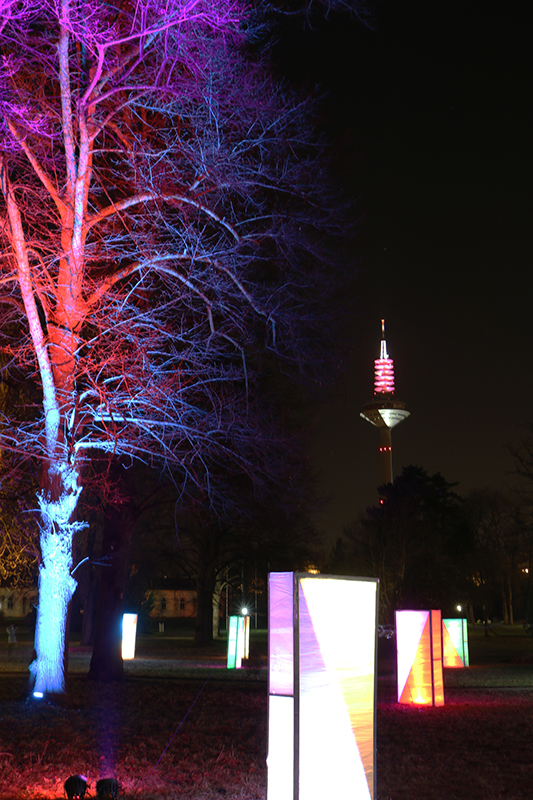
79 568 98 647
212 579 223 640
195 558 217 646
29 463 83 696
483 602 489 636
88 501 135 681
501 588 509 625
507 575 514 626
77 524 99 646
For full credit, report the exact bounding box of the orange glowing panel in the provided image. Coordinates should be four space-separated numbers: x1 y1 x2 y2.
243 615 250 660
395 610 444 707
442 618 469 667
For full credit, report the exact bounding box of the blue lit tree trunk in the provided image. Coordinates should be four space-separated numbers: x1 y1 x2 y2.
30 464 84 695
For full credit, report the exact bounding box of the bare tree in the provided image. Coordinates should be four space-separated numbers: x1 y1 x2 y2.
466 489 529 627
0 367 39 589
159 484 320 646
0 502 38 589
0 0 356 695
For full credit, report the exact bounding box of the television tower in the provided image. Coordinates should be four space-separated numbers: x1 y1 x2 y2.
360 320 410 486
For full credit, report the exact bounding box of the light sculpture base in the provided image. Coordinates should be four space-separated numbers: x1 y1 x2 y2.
395 609 444 706
267 572 378 800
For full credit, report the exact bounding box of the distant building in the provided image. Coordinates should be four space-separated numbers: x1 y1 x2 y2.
0 589 38 619
2 582 200 620
149 587 197 618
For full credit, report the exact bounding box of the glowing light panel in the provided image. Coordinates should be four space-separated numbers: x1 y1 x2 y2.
268 572 293 696
267 694 294 800
396 610 444 706
268 572 378 800
227 615 250 669
121 613 138 660
227 615 240 669
242 615 250 661
442 618 469 667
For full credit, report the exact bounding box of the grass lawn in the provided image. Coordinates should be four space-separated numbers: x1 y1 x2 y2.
1 623 533 799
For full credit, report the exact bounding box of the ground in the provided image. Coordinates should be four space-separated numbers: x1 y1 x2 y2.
1 621 533 799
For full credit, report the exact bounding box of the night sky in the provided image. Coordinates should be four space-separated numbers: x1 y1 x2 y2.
282 1 533 540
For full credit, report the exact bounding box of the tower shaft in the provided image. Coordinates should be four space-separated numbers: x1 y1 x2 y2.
379 427 392 486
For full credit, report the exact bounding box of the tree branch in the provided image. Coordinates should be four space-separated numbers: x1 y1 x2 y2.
85 192 241 242
6 121 67 219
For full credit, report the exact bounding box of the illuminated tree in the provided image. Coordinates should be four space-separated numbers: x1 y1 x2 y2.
0 0 362 694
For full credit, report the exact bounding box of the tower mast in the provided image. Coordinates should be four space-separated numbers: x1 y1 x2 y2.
360 320 410 486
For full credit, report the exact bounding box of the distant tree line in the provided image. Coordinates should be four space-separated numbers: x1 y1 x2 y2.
326 465 533 627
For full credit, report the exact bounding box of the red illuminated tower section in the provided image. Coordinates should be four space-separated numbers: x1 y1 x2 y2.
360 320 410 486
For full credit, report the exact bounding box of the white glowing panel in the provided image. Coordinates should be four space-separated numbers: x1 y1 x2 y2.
299 576 376 799
267 572 378 800
267 695 294 800
121 613 138 660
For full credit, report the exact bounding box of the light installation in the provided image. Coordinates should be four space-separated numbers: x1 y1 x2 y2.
360 320 410 486
267 572 379 800
121 613 138 660
395 610 444 706
442 618 470 667
227 614 250 669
